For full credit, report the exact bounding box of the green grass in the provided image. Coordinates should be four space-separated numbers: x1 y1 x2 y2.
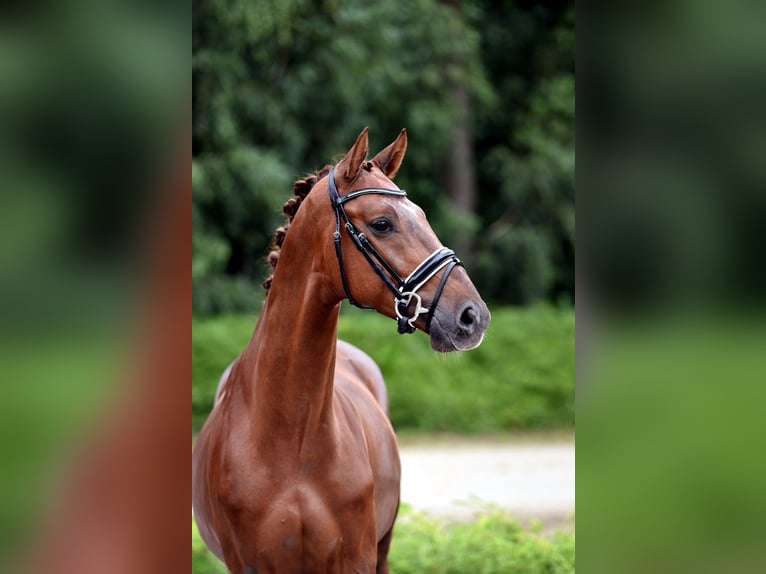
192 304 574 433
192 508 575 574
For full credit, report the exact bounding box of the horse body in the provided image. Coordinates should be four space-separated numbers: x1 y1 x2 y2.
193 128 489 573
193 268 399 574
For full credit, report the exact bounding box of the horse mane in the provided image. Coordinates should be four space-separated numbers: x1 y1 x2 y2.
262 164 332 293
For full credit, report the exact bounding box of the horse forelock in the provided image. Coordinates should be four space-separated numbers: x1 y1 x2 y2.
262 164 332 293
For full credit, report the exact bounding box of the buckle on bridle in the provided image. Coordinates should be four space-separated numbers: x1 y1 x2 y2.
395 292 428 334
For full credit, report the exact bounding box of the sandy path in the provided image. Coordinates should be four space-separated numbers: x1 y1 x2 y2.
398 438 575 524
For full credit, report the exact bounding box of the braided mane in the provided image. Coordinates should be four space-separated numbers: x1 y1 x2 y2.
262 164 332 293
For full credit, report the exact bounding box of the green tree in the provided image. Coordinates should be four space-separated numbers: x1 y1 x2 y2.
472 1 575 304
192 0 575 313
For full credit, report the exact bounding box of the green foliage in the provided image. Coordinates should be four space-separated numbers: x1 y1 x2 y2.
191 508 575 574
192 313 257 430
474 3 575 304
191 275 264 318
192 0 575 313
192 305 574 433
390 508 575 574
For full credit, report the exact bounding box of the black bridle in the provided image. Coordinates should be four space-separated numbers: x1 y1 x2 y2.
327 166 462 335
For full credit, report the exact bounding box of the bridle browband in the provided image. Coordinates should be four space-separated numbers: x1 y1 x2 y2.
327 166 462 335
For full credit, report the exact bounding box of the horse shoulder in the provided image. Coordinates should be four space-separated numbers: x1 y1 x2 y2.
335 340 389 414
333 340 401 542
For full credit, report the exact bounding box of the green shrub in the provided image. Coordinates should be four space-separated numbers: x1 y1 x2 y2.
192 276 265 318
192 314 258 430
390 508 575 574
191 509 575 574
192 305 574 433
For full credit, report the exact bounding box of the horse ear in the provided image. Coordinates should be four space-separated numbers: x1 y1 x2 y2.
340 127 369 182
371 128 407 179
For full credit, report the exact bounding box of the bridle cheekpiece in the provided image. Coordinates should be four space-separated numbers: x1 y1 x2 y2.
327 166 462 335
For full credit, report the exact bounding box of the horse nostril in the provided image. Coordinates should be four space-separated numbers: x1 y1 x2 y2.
458 304 479 331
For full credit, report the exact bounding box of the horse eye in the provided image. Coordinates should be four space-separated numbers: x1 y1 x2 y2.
370 218 394 235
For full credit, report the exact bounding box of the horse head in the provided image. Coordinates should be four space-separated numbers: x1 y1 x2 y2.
310 127 490 352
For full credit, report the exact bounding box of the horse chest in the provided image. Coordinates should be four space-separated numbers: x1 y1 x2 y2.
245 452 376 525
212 438 378 569
228 466 378 573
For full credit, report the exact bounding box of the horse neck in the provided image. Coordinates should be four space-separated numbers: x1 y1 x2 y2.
237 236 341 451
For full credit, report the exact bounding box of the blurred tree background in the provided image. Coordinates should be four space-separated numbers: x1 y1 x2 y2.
192 0 574 315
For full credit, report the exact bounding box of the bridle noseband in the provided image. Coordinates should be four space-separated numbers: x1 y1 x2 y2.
328 166 462 335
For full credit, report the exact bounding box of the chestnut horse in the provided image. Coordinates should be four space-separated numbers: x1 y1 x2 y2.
192 128 490 573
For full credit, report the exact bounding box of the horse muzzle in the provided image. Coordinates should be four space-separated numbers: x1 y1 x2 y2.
427 299 491 352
